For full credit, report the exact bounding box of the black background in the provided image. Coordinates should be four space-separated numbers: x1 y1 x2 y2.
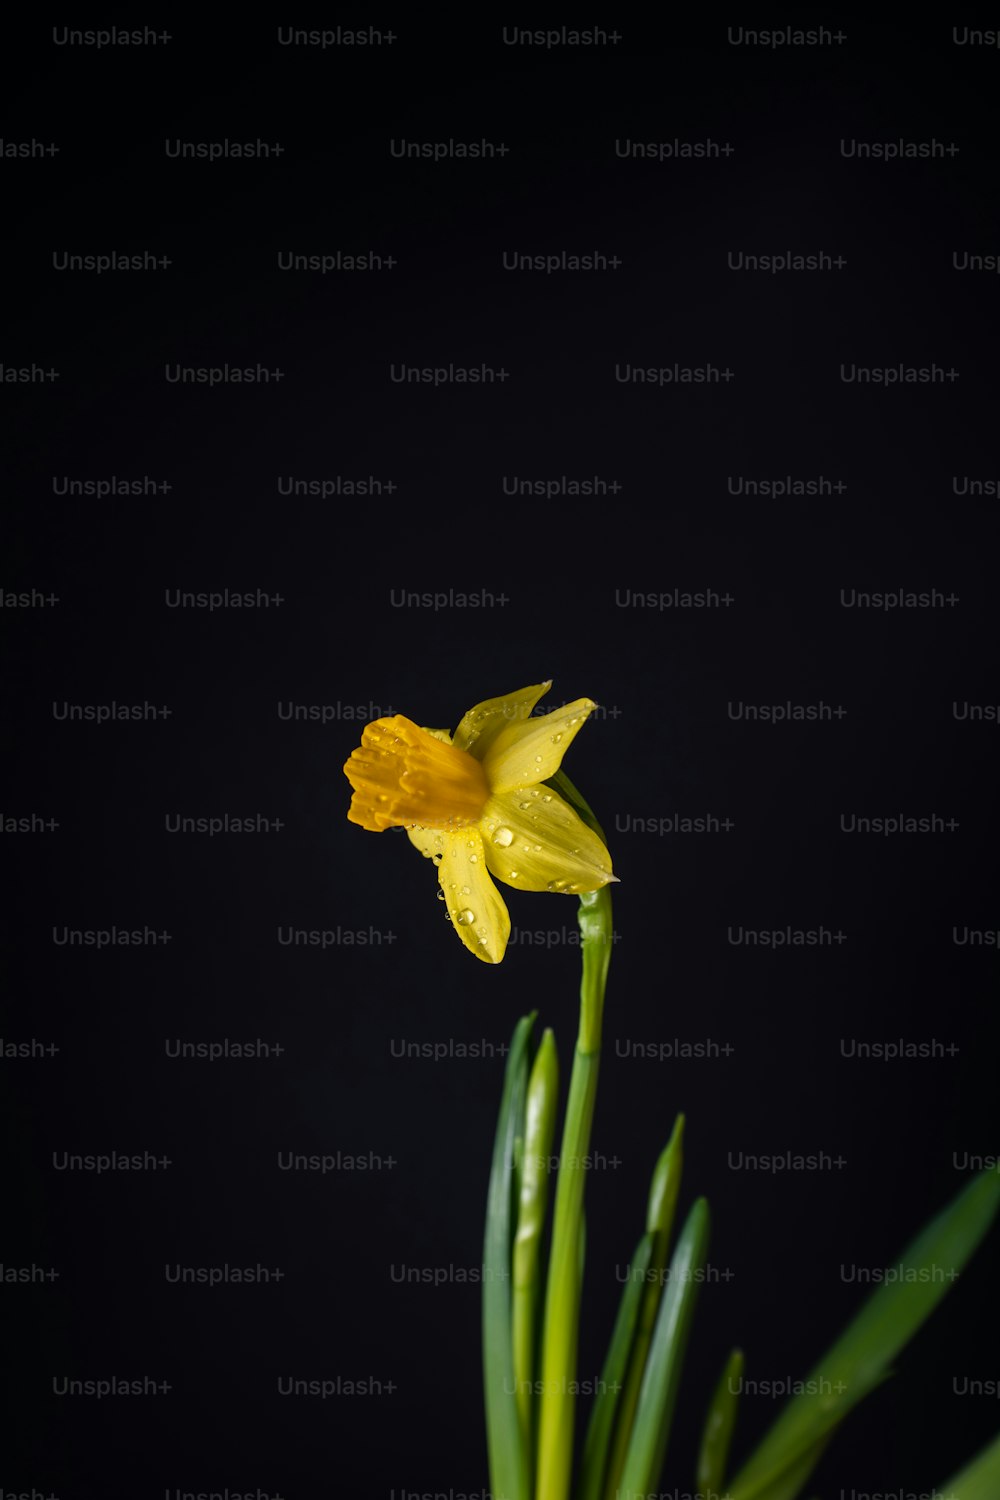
2 18 999 1499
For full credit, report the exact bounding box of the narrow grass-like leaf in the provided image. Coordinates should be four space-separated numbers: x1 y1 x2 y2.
728 1367 889 1500
578 1233 654 1500
697 1347 744 1496
513 1027 559 1448
483 1011 536 1500
732 1431 834 1500
729 1170 1000 1500
940 1429 1000 1498
605 1117 685 1500
618 1196 711 1496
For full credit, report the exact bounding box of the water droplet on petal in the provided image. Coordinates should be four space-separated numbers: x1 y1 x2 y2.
469 853 478 863
534 754 543 763
551 733 563 745
461 884 471 895
509 869 519 879
456 908 475 925
436 889 445 901
518 801 531 810
533 844 542 852
492 826 514 847
542 794 552 802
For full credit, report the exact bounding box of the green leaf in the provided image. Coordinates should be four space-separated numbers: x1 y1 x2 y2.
729 1170 1000 1500
604 1118 685 1500
513 1027 560 1447
940 1429 1000 1498
697 1347 744 1496
732 1431 834 1500
482 1012 536 1500
578 1233 654 1500
618 1196 711 1496
726 1383 880 1500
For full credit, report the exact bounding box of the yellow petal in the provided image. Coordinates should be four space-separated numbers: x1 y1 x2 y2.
481 698 597 794
407 825 446 860
453 681 552 758
437 829 511 963
480 788 615 893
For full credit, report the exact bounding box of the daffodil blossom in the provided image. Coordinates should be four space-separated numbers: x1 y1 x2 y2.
343 681 616 962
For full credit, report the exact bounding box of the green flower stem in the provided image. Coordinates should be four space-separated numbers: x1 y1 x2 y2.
536 884 614 1500
513 1028 559 1449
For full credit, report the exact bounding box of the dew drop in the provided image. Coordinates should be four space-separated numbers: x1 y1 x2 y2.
534 754 543 763
533 843 542 852
461 884 471 895
469 853 479 863
456 908 475 926
518 801 531 810
509 869 519 879
551 733 563 745
436 889 445 901
492 826 514 847
542 793 552 803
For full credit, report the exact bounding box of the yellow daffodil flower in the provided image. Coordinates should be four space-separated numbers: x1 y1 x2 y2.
343 681 616 962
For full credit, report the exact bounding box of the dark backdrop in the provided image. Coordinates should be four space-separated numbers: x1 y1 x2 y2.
2 18 999 1499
